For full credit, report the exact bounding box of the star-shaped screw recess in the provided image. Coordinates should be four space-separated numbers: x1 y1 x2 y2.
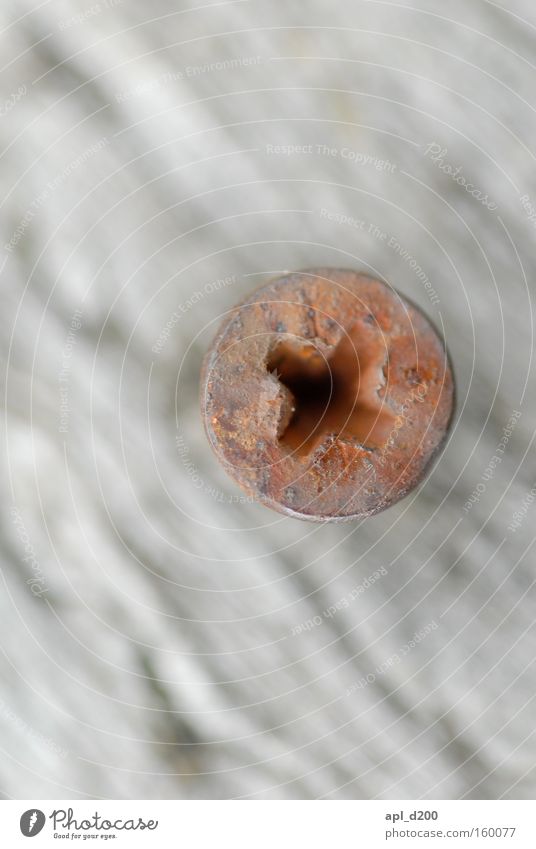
267 317 396 456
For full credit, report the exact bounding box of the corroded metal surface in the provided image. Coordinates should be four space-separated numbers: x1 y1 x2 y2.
201 268 455 522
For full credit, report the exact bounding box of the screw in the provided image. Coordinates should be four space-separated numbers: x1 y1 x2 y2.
201 268 455 522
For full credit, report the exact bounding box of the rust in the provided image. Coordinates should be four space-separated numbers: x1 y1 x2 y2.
201 268 455 522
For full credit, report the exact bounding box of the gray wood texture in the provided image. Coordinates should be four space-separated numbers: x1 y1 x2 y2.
1 0 535 799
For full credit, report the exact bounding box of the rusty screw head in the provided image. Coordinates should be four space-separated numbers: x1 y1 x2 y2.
201 268 454 522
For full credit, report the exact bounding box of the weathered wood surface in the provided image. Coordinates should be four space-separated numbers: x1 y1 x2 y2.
1 0 535 799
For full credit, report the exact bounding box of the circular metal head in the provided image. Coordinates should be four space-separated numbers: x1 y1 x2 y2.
201 268 454 522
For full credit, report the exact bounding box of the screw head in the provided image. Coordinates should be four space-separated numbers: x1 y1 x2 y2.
201 268 454 522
